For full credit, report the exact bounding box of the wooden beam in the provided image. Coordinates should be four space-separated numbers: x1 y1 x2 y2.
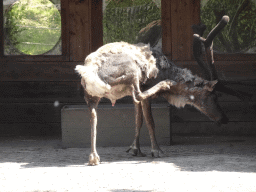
171 0 200 61
0 60 254 81
175 61 256 81
60 0 70 56
0 61 83 81
89 0 103 53
161 0 172 58
69 0 90 61
0 1 3 57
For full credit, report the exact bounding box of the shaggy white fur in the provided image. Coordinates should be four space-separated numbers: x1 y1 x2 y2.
166 95 187 108
75 42 158 100
75 65 111 96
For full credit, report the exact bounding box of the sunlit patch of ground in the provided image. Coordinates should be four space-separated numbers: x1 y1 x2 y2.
0 136 255 192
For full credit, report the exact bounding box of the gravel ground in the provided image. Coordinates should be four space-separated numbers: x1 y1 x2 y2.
0 136 256 192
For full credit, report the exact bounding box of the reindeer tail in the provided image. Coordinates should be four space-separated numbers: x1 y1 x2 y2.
75 65 111 96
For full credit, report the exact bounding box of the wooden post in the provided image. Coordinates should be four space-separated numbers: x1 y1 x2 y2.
161 0 172 59
170 0 200 61
89 0 103 53
69 0 90 61
0 1 3 57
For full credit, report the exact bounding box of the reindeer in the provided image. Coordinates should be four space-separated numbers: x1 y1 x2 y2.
75 16 231 166
75 42 176 165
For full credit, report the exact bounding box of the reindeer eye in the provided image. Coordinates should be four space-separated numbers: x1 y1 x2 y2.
189 95 195 100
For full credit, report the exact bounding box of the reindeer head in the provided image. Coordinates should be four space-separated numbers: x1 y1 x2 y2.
185 79 228 125
190 15 231 125
165 78 228 125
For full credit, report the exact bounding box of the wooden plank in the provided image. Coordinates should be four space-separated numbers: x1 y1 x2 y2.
161 0 172 57
0 60 254 81
0 81 84 103
0 61 83 81
0 123 60 137
217 81 256 102
69 0 90 61
215 53 256 61
175 61 256 81
89 0 103 53
60 0 70 56
191 0 200 25
0 0 3 57
0 103 63 123
172 122 256 136
170 102 256 122
1 55 69 62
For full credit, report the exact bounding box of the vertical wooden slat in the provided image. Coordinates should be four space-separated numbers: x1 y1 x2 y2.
60 0 70 57
161 0 172 58
192 0 201 26
69 0 90 61
171 0 200 61
89 0 103 53
171 0 190 61
0 1 3 57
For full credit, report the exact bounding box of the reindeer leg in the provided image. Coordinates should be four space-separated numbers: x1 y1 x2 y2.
141 99 163 157
136 80 176 101
84 91 101 166
126 102 146 157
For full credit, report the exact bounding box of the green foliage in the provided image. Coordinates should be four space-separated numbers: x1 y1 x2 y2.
201 0 256 53
103 0 161 44
106 0 156 7
5 8 24 46
4 0 61 55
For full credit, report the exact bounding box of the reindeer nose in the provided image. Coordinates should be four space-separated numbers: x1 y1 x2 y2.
217 114 229 126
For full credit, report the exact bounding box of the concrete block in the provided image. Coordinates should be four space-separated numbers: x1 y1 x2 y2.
61 104 170 148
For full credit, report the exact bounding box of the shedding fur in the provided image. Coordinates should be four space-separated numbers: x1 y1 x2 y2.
75 42 159 104
150 49 206 91
75 65 111 96
166 95 187 108
84 42 157 79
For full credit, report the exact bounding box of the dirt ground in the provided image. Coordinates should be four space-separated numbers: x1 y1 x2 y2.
0 136 256 192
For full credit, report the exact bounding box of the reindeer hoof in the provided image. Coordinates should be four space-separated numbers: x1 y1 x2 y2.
166 80 177 86
151 148 164 158
126 147 146 157
161 80 176 91
88 152 100 166
160 81 170 90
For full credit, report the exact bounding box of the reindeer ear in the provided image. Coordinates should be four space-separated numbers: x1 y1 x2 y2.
206 80 218 91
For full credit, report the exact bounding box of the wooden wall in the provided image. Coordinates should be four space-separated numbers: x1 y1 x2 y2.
0 0 255 137
0 0 98 137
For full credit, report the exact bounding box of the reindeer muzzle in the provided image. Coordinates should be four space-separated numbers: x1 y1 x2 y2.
216 114 229 126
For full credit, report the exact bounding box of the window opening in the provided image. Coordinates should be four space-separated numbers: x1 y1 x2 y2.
103 0 161 49
201 0 256 54
3 0 61 55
